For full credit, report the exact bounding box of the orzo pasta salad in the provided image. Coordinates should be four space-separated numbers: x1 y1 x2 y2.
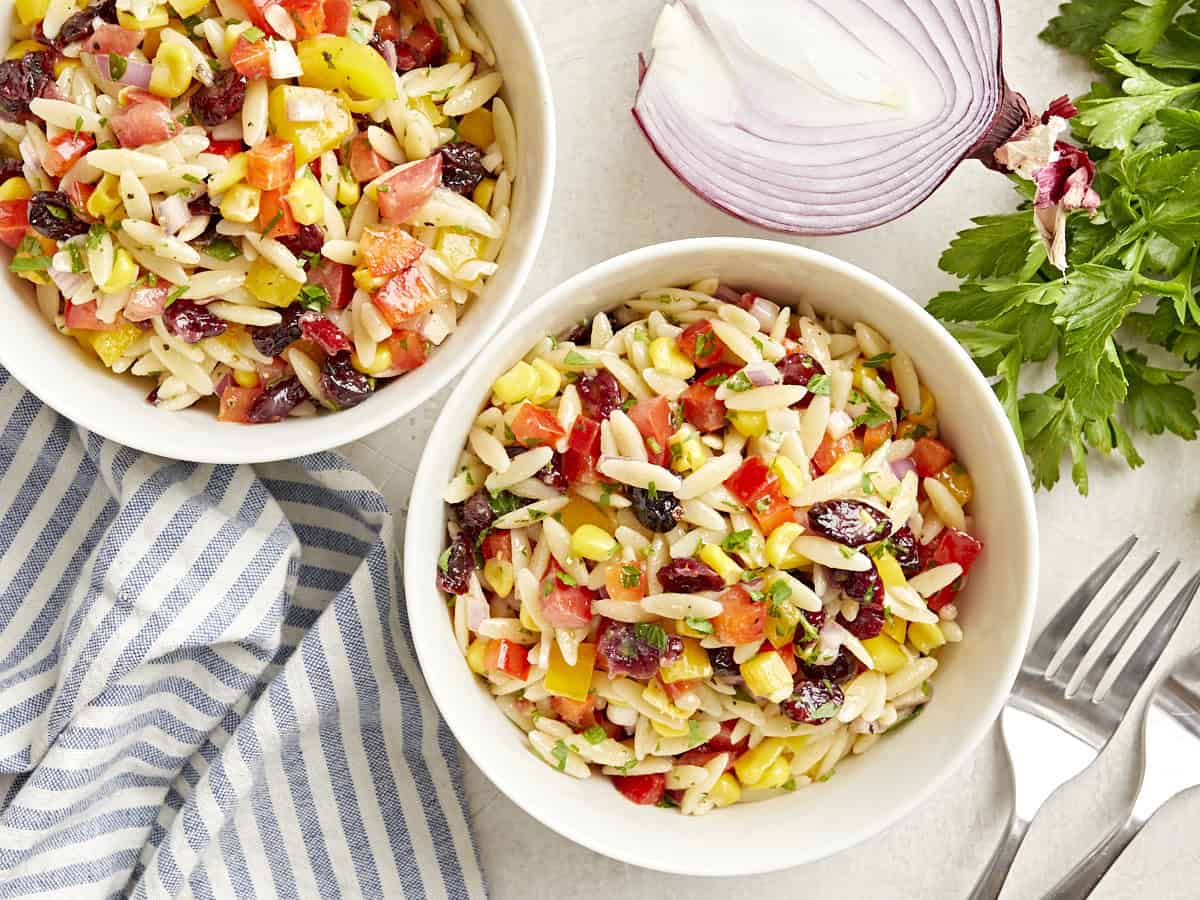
440 281 985 814
0 0 512 420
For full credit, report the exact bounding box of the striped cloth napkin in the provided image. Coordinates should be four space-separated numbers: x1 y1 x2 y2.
0 368 486 899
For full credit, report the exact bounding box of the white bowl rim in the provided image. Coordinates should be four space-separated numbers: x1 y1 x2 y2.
404 236 1039 875
0 0 555 465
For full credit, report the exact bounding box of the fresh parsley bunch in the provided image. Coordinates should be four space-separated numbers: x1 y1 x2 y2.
931 0 1200 493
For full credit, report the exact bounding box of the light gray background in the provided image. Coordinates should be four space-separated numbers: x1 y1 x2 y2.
341 2 1200 896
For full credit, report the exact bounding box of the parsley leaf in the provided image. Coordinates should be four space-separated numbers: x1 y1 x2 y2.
633 623 668 651
938 213 1044 279
683 616 714 634
1040 0 1135 55
582 725 607 745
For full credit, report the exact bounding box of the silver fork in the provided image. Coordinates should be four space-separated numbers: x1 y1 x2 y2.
1043 646 1200 899
968 536 1200 900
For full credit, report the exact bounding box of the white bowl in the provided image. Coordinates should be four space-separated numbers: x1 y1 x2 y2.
0 4 555 463
404 238 1038 876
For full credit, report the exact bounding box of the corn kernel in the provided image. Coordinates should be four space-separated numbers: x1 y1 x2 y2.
668 429 707 473
875 552 906 590
168 0 208 16
0 177 32 201
351 346 392 376
100 248 138 293
883 614 907 645
862 634 908 674
6 40 46 61
209 153 248 195
472 177 496 212
765 598 801 649
642 679 689 721
149 43 193 98
53 57 79 78
828 451 865 475
770 455 808 499
648 336 696 380
86 173 120 217
447 46 473 66
528 358 561 405
559 497 610 534
908 386 936 424
82 322 142 366
733 737 784 786
483 558 514 598
571 524 617 562
337 172 360 206
219 183 261 224
466 637 491 675
245 256 303 307
286 175 324 226
710 773 741 808
729 410 767 438
908 621 946 655
458 107 495 148
544 642 596 702
118 6 169 28
492 360 537 405
744 755 792 791
233 368 260 388
936 463 974 505
699 543 742 584
15 0 49 27
660 639 713 683
740 652 793 702
765 522 806 570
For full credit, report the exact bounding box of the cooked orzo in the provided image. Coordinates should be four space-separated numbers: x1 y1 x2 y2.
0 0 512 420
438 281 984 814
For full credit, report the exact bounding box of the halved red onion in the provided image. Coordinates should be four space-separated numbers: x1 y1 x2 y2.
890 457 917 481
747 295 780 331
633 0 1032 235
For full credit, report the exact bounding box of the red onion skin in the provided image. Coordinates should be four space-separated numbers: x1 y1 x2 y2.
968 79 1035 172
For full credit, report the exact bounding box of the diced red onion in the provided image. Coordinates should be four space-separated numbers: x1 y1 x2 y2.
287 95 326 122
154 193 191 236
466 592 489 630
748 295 780 331
48 267 88 297
213 371 233 397
380 40 398 72
743 361 779 387
890 457 917 481
633 0 1033 235
90 52 153 89
713 284 741 305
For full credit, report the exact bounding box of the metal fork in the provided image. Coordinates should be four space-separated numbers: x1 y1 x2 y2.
1043 646 1200 899
968 536 1200 900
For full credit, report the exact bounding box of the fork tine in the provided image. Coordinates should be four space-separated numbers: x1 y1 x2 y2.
1044 550 1158 683
1026 535 1138 673
1071 561 1179 699
1102 570 1200 714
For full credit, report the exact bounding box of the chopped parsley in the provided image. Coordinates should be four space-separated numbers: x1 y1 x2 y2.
633 622 668 651
723 370 753 393
242 26 265 43
165 284 189 306
550 739 569 772
861 472 874 495
683 616 714 634
656 795 679 809
437 545 452 573
260 209 283 237
86 224 107 251
619 564 641 588
557 572 577 586
646 436 662 455
862 352 895 369
693 329 715 360
687 719 703 747
721 529 752 552
806 373 831 396
108 53 127 81
703 371 730 387
766 579 791 604
647 482 658 501
564 349 595 366
67 242 84 273
204 238 239 261
582 725 607 745
298 283 331 312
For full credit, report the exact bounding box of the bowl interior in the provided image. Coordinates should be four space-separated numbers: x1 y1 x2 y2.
0 3 554 463
405 238 1037 876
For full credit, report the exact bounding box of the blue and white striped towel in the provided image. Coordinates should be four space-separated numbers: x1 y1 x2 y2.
0 367 486 899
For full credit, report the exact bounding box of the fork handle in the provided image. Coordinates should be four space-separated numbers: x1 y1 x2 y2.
967 809 1032 900
1040 814 1147 900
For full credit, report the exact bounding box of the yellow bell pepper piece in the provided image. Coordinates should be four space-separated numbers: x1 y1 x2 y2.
0 176 32 201
483 558 514 599
936 463 974 505
571 524 617 562
100 248 138 293
544 642 596 702
352 266 385 292
908 621 947 655
641 678 689 721
286 175 324 226
741 652 793 702
668 429 707 473
862 634 908 674
907 386 936 424
15 0 49 27
409 94 445 126
492 360 537 405
710 773 742 807
458 108 495 149
269 85 354 164
351 346 392 376
828 451 865 475
765 598 801 649
744 755 792 791
209 153 248 195
296 37 398 100
699 543 742 584
770 455 808 499
6 39 46 60
447 46 472 66
219 184 261 224
466 637 491 675
765 522 806 570
875 552 907 590
559 497 610 534
245 257 303 308
675 618 708 639
648 337 695 379
82 322 143 367
86 173 121 218
117 7 169 30
528 358 561 405
883 615 907 645
733 737 784 787
167 0 208 16
472 177 496 213
660 639 713 684
729 410 767 438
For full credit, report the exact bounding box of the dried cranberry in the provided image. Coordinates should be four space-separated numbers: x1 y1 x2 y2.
576 370 621 420
597 622 666 680
836 565 883 603
537 455 569 492
190 67 247 127
889 526 921 577
436 535 474 594
781 681 844 724
662 635 684 663
458 490 495 541
807 499 893 547
395 21 442 72
188 194 219 217
247 376 309 423
250 304 306 357
561 320 589 344
839 603 886 640
801 649 859 685
276 224 325 260
707 646 739 678
802 608 826 631
628 487 681 533
29 191 88 240
657 558 724 593
438 141 487 196
54 0 111 48
777 352 824 387
301 316 351 355
163 299 228 343
321 352 373 409
0 157 22 181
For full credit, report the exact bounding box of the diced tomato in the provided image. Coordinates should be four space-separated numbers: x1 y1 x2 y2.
676 319 724 367
65 180 93 214
679 381 725 433
110 99 179 149
123 285 169 322
372 267 435 327
300 316 351 354
64 301 114 332
550 694 597 730
246 137 295 191
380 329 428 373
43 131 95 179
375 13 402 41
347 134 392 183
862 422 892 456
724 457 772 505
562 415 601 484
484 639 530 680
932 527 983 573
481 531 510 561
912 437 954 477
280 0 324 37
376 154 441 225
541 572 595 629
322 0 351 34
83 23 143 55
812 432 858 475
230 37 272 80
258 188 299 240
239 0 276 31
660 677 697 702
119 87 168 108
360 225 425 277
218 384 263 423
747 483 793 535
206 139 243 159
0 200 29 250
702 720 748 754
712 585 765 645
627 395 673 466
395 21 442 72
605 560 646 604
611 773 666 806
306 257 352 310
511 401 566 448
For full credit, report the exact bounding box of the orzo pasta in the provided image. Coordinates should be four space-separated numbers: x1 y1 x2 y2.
0 0 511 421
438 281 984 814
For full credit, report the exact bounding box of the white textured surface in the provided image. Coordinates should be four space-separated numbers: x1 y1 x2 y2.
342 1 1200 896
